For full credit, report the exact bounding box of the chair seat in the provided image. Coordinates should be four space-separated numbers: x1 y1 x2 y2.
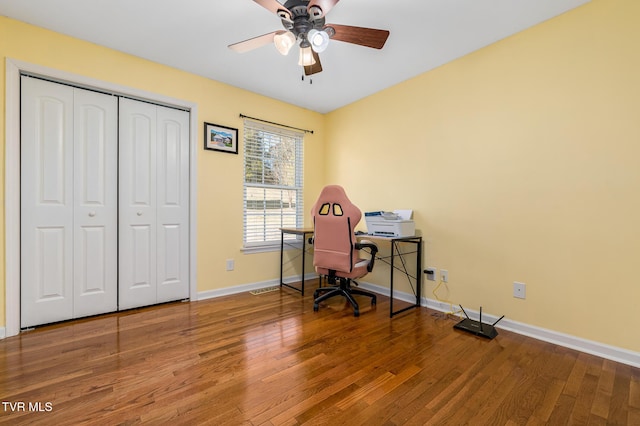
355 258 369 268
316 257 369 280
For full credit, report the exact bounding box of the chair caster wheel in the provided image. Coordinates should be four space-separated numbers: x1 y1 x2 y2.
354 310 360 317
313 304 319 312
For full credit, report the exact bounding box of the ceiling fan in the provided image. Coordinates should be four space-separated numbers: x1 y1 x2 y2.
228 0 390 76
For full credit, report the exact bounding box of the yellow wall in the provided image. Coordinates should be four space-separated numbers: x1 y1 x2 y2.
0 17 326 327
326 0 640 352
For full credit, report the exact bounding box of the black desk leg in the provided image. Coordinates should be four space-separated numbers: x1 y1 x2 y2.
280 232 284 289
389 241 395 318
416 240 422 306
389 238 422 318
280 230 312 295
301 238 306 296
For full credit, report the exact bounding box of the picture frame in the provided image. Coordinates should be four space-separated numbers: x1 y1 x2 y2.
204 122 238 154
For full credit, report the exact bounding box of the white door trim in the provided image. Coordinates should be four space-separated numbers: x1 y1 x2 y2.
4 58 199 337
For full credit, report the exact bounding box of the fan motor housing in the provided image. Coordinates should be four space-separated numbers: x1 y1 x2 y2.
281 0 326 38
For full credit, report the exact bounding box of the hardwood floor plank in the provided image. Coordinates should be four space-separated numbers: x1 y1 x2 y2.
563 351 591 398
630 366 640 410
547 393 576 424
569 370 599 424
525 378 566 425
608 363 633 424
590 358 617 419
1 286 639 425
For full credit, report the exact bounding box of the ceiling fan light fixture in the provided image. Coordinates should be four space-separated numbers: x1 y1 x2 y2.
298 46 316 66
274 31 296 55
308 29 330 53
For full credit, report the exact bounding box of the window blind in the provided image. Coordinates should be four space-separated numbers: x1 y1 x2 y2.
243 119 304 247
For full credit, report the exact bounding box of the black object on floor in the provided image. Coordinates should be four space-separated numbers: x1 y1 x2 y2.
454 305 504 339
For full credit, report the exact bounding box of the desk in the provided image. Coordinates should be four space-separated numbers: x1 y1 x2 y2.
280 227 315 295
359 234 422 317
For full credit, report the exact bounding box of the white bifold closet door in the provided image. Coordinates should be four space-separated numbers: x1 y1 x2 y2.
20 76 118 328
118 98 190 310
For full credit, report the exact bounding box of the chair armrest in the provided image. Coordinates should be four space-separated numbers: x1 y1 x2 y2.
355 240 378 272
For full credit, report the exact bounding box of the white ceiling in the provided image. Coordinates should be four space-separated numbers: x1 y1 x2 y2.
0 0 590 113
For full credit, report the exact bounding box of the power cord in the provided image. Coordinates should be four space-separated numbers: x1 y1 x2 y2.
429 275 463 319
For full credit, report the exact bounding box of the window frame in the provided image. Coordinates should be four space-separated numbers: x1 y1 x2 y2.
242 119 304 252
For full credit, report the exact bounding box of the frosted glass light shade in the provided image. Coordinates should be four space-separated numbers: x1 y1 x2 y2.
274 31 295 55
308 29 329 53
298 46 316 66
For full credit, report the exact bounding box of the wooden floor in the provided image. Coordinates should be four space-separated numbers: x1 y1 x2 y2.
2 282 639 425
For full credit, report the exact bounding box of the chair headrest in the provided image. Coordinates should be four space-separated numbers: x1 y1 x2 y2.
311 185 361 223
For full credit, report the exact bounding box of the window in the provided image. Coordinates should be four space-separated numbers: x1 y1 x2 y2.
243 119 304 249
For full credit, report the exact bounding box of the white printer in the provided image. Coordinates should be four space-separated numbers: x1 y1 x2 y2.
364 210 415 237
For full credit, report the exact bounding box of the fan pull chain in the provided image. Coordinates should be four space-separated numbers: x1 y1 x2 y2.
301 74 313 85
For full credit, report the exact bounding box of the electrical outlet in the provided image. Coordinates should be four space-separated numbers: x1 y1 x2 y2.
513 282 526 299
424 267 437 281
440 269 448 283
226 259 235 271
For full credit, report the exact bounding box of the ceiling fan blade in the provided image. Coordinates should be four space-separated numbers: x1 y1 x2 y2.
307 0 340 18
304 51 323 76
253 0 293 20
228 31 279 53
327 24 390 49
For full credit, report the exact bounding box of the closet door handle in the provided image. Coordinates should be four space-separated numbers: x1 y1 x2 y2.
137 211 143 216
88 211 96 217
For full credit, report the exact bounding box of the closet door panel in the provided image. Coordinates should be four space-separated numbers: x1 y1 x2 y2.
21 77 74 327
156 107 189 302
73 88 118 318
119 98 158 310
21 78 191 325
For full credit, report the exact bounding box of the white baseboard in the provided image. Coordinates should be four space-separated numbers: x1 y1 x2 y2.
197 273 318 301
0 327 5 339
197 279 279 300
357 281 640 369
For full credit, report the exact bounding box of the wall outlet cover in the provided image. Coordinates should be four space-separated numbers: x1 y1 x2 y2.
513 282 526 299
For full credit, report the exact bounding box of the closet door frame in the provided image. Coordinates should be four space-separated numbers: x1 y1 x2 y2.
4 58 199 337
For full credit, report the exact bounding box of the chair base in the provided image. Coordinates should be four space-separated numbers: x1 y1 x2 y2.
313 278 376 317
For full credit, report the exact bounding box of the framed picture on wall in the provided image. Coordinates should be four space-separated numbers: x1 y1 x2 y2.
204 122 238 154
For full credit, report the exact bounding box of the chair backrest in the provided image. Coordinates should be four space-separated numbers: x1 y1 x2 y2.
311 185 361 274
